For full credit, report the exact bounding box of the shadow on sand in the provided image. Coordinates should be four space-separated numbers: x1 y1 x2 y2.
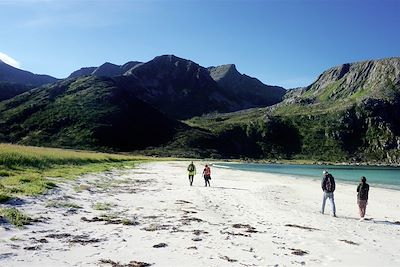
339 215 400 226
2 197 26 206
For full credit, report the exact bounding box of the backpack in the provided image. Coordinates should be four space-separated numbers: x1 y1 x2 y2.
358 184 369 200
325 174 334 192
188 164 194 172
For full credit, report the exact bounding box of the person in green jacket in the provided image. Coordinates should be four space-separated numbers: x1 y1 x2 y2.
187 161 196 186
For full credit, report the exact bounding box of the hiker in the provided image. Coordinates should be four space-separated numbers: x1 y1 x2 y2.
187 161 196 186
321 170 336 217
356 176 369 221
202 164 211 187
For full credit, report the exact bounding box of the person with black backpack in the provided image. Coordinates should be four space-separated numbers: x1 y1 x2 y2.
321 170 336 217
187 161 196 186
357 176 369 221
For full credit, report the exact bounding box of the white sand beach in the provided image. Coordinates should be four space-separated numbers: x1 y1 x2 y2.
1 161 400 267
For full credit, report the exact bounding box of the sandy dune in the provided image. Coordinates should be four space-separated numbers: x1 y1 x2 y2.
1 161 400 266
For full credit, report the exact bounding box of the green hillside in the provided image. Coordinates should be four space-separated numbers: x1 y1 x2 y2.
187 58 400 163
0 82 32 101
0 76 183 151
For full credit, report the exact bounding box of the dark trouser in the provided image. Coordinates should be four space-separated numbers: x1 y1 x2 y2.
204 175 211 187
189 175 194 186
358 199 367 218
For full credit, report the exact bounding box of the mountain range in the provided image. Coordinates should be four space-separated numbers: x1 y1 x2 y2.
0 55 399 163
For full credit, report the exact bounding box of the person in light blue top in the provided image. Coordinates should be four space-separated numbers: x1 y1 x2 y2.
321 170 336 217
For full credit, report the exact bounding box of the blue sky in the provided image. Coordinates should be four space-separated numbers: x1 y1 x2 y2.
0 0 399 88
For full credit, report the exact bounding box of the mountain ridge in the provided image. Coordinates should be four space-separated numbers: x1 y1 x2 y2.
0 60 58 86
2 55 400 163
66 55 286 119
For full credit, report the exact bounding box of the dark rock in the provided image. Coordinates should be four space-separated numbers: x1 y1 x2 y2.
219 255 237 262
285 224 320 231
339 239 359 245
289 248 308 256
152 243 168 248
99 259 152 267
45 233 72 239
23 245 41 250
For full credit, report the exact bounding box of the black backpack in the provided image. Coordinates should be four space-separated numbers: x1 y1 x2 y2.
325 174 334 192
358 184 369 200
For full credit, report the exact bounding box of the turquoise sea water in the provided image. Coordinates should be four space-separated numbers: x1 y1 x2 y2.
214 162 400 190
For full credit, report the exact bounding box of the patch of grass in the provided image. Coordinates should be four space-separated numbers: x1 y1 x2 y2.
92 202 115 211
46 200 82 209
317 80 341 101
10 236 22 241
0 170 11 177
0 207 31 227
0 143 151 198
122 218 137 225
99 212 119 220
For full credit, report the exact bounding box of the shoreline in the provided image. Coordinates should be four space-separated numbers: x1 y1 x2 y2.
1 161 399 266
213 161 400 191
213 158 400 168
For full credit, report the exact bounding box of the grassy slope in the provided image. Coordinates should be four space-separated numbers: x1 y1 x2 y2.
0 76 182 151
185 107 303 160
0 143 152 202
186 86 400 163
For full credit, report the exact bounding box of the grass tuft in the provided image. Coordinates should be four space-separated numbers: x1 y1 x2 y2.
0 207 31 227
0 193 11 203
92 202 115 211
46 200 82 209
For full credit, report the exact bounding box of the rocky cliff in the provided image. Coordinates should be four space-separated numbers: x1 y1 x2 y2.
68 61 142 79
273 57 400 163
284 57 400 108
208 64 286 108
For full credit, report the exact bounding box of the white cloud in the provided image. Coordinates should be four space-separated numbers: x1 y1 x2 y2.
0 52 21 68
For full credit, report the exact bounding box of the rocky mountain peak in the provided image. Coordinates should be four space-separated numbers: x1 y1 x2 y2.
303 57 400 102
148 55 201 71
68 61 143 79
68 67 97 79
206 63 285 109
207 64 239 82
121 61 142 74
127 54 212 83
92 62 121 77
